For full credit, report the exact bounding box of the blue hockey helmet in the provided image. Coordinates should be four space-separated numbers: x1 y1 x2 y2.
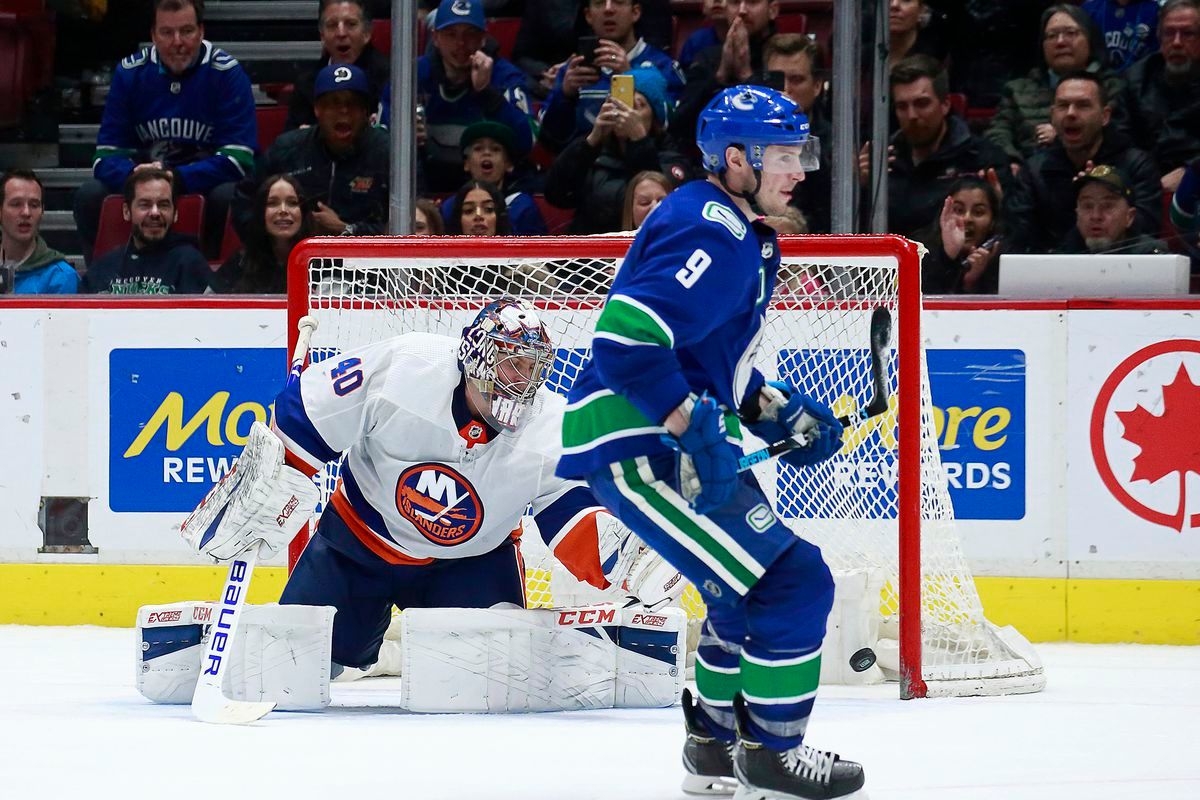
696 85 818 174
458 297 554 432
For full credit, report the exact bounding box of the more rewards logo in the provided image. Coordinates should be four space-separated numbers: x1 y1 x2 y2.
777 348 1026 521
1090 340 1200 533
110 348 285 512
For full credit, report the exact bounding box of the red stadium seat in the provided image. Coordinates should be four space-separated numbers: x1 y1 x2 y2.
256 105 289 153
92 193 206 261
487 17 520 60
947 93 968 117
534 195 574 235
0 8 54 129
372 18 393 56
219 211 243 263
776 13 808 35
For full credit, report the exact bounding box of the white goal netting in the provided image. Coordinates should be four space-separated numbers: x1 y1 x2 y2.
288 235 1044 698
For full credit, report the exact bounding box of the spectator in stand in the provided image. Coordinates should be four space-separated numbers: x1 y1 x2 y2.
286 0 389 132
544 67 690 234
215 174 311 293
1083 0 1161 73
0 170 78 294
83 169 213 294
764 33 831 233
986 4 1127 165
888 0 948 66
678 0 730 71
446 180 512 235
1059 164 1169 253
440 121 547 234
620 170 673 230
671 0 779 154
860 56 1019 243
538 0 685 153
512 0 588 99
73 0 256 263
404 0 536 192
415 198 445 235
1015 71 1161 252
236 64 389 238
1122 0 1200 191
918 175 1005 294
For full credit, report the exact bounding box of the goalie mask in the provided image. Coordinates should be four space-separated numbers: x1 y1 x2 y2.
458 298 554 432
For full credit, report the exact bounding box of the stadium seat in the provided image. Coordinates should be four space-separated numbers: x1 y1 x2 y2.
0 8 53 129
487 17 520 60
948 93 968 117
218 211 243 263
776 13 808 35
533 195 574 235
372 18 393 56
256 105 289 153
92 194 206 261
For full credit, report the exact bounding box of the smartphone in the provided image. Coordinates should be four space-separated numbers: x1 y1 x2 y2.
578 35 600 67
609 73 635 108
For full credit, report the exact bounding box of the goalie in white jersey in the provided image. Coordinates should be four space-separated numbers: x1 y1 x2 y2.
263 297 674 675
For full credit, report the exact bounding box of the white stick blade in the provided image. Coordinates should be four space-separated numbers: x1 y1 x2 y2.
192 691 276 725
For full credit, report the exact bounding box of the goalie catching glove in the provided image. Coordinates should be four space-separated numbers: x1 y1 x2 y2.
746 381 844 467
180 421 320 561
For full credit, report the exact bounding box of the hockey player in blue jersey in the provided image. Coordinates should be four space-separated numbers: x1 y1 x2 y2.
557 86 867 799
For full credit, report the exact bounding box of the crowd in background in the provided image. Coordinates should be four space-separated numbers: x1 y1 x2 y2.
2 0 1199 296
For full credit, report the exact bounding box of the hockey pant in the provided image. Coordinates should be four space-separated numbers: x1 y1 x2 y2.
280 504 525 669
587 453 835 750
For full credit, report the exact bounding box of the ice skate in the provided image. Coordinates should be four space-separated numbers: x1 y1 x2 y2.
681 688 738 796
731 695 867 800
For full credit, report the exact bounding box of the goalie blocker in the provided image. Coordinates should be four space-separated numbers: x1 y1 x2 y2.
136 602 686 713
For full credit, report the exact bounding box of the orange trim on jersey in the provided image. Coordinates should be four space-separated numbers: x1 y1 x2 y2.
283 447 320 478
551 510 611 591
330 484 434 566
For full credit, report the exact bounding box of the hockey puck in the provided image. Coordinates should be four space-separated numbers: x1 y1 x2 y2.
849 648 877 673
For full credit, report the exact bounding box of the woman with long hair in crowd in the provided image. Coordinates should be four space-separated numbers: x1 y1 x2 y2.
919 174 1006 294
621 170 674 231
446 180 512 236
216 174 311 293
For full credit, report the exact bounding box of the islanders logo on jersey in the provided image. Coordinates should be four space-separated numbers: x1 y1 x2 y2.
395 463 484 547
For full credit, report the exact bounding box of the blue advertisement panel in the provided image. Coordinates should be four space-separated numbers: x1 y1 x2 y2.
109 348 286 512
776 348 1026 521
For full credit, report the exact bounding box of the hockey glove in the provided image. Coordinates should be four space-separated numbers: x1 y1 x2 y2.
747 381 844 467
663 393 738 515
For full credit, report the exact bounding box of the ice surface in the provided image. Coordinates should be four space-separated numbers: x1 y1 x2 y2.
0 626 1197 800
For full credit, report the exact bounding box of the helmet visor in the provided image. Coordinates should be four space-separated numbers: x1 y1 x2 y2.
759 139 821 173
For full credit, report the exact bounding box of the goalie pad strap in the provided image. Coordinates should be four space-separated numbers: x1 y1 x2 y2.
136 601 335 710
399 604 686 713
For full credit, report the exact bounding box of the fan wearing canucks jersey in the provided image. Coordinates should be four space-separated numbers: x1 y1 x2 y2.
556 87 867 799
268 299 677 682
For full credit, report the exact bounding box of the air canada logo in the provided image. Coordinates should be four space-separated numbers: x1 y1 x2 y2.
1091 340 1200 532
395 463 484 546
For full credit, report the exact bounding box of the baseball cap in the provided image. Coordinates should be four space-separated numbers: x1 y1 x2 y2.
314 63 372 101
1074 164 1132 200
434 0 485 32
460 120 520 157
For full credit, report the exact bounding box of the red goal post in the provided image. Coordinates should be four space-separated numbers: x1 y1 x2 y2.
285 234 1043 700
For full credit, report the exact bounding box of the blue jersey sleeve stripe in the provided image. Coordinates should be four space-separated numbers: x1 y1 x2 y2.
534 485 605 545
273 379 338 468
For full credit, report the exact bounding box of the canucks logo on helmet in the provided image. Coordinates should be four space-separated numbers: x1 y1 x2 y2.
696 85 819 173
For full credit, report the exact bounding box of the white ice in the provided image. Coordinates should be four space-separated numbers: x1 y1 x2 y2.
0 626 1197 800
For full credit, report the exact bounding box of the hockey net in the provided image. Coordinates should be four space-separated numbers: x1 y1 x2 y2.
286 235 1044 699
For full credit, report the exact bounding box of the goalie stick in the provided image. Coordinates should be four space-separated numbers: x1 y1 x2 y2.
737 306 893 474
189 315 318 725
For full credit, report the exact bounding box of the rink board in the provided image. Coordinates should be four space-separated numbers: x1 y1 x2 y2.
1 296 1199 642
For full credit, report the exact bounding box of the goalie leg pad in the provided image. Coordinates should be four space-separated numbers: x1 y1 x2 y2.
136 601 335 710
399 604 687 713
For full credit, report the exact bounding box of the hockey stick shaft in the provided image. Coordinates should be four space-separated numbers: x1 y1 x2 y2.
737 307 893 474
191 316 319 724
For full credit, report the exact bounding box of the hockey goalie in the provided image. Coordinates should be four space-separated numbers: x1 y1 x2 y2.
138 298 688 713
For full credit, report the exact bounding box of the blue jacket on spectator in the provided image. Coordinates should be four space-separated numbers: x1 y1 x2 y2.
93 41 257 195
678 26 720 71
382 52 536 193
1083 0 1160 73
4 235 77 294
539 39 685 151
440 189 548 235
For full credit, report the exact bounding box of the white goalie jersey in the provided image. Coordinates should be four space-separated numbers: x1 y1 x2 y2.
272 332 610 577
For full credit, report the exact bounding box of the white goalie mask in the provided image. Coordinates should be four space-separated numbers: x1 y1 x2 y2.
458 298 555 432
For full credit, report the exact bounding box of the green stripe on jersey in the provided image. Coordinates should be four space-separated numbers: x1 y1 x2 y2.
596 296 673 347
695 658 740 704
740 651 821 701
216 145 255 173
616 460 761 592
562 392 660 451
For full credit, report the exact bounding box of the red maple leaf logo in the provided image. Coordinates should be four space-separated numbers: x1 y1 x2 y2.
1115 364 1200 532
